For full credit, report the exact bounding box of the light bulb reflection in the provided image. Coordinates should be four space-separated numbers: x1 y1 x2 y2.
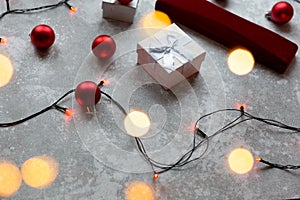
124 110 151 137
0 54 14 88
227 48 255 76
228 148 254 174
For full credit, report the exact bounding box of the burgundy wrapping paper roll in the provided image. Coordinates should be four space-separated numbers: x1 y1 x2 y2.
155 0 298 73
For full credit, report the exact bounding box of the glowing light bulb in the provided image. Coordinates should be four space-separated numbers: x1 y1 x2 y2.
228 148 254 174
70 6 76 12
0 38 6 44
227 48 255 76
65 108 73 118
256 157 262 162
0 161 22 198
236 103 247 110
21 155 59 189
0 54 14 88
153 173 159 180
125 182 154 200
124 110 151 137
70 6 77 13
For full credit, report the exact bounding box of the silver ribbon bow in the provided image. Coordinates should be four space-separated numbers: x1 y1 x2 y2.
149 34 194 73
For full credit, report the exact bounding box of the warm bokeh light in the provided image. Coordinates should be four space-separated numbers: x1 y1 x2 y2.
125 182 154 200
139 11 171 35
228 148 254 174
0 54 14 88
21 155 59 189
124 110 151 137
0 160 22 198
227 48 255 76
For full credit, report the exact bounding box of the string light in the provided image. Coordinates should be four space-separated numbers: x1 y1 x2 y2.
0 80 299 176
0 0 75 20
69 6 77 13
153 173 159 180
256 157 300 170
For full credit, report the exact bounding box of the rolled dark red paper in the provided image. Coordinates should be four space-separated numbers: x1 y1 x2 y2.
155 0 298 73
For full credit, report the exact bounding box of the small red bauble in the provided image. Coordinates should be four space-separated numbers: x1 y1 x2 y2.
30 24 55 49
267 1 293 24
118 0 132 4
75 81 101 106
92 35 116 59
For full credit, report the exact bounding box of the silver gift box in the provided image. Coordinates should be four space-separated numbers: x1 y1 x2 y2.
137 23 206 89
102 0 139 23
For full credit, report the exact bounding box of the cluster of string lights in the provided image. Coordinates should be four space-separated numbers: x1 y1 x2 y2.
0 81 299 179
0 0 76 20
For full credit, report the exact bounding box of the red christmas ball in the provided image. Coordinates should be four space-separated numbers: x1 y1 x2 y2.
30 24 55 49
75 81 101 106
92 35 116 59
118 0 132 4
270 1 293 24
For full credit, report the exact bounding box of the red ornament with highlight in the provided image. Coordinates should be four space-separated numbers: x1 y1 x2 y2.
269 1 293 24
118 0 132 4
75 81 101 106
30 24 55 49
92 35 116 59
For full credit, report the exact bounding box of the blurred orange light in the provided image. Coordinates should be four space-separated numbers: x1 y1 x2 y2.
138 11 171 35
153 173 159 180
227 48 255 76
0 54 14 88
21 155 59 189
0 160 22 198
228 148 254 174
125 182 154 200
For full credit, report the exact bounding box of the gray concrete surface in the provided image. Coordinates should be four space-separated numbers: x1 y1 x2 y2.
0 0 299 199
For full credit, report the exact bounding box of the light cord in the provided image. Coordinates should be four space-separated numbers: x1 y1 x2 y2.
0 0 75 20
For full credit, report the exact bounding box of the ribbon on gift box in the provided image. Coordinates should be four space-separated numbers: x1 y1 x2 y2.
149 33 194 73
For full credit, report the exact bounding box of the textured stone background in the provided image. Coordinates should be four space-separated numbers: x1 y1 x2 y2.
0 0 299 199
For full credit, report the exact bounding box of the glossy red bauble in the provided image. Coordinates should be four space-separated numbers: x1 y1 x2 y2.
270 1 293 24
118 0 132 4
30 24 55 49
92 35 116 59
75 81 101 106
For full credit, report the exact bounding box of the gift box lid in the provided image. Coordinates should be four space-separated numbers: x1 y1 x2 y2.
102 0 139 8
